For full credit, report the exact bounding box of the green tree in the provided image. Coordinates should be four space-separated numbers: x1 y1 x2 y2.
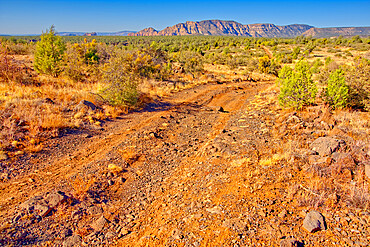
34 25 66 77
278 61 317 110
323 69 348 109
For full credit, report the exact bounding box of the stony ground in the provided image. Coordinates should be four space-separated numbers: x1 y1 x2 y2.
0 78 369 247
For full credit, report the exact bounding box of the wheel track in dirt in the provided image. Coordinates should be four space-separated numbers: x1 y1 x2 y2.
0 81 265 220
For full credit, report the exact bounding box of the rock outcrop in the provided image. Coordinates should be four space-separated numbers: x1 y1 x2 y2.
129 20 313 37
302 27 370 37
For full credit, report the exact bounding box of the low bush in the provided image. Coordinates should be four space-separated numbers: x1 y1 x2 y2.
345 57 370 110
323 69 349 109
278 61 317 110
258 56 281 76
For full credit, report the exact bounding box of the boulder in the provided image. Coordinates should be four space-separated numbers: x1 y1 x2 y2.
310 137 344 157
303 210 326 233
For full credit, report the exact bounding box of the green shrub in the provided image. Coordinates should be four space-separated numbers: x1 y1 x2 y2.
258 56 280 76
99 52 139 106
99 47 168 106
278 61 317 110
345 57 370 110
310 58 323 74
34 26 66 77
323 69 348 109
174 51 204 75
292 46 300 59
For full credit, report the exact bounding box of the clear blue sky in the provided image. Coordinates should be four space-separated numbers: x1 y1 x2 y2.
0 0 369 34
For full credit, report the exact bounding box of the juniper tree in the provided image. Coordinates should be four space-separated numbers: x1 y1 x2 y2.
34 25 66 77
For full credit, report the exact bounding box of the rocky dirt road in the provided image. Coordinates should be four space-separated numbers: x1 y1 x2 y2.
0 79 369 246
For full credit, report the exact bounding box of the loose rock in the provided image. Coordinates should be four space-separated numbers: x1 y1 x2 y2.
76 100 96 111
92 215 108 232
365 164 370 179
280 238 300 247
303 210 326 233
310 137 344 157
63 235 82 247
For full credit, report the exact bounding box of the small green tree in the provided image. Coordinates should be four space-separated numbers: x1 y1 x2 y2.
100 52 139 106
323 69 348 109
278 61 317 110
34 25 66 77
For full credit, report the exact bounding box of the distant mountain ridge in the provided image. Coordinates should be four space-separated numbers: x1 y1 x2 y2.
128 20 370 38
128 20 313 38
302 27 370 37
56 31 136 36
3 20 369 37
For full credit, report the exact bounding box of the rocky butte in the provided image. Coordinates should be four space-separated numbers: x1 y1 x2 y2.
128 19 370 38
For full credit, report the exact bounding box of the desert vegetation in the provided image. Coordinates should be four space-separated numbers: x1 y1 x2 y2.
0 28 370 246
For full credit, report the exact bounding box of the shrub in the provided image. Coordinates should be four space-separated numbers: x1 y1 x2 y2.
63 43 85 82
310 58 323 74
258 56 281 76
99 47 167 106
99 52 139 106
323 69 349 109
63 39 104 82
292 46 300 59
345 57 370 110
34 25 66 77
174 51 204 75
278 61 317 110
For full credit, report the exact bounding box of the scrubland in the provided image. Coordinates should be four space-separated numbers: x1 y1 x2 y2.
0 31 370 246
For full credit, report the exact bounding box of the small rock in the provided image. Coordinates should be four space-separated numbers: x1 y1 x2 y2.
43 98 55 104
76 100 96 111
34 204 51 217
105 231 115 239
0 173 9 180
108 180 114 186
310 137 344 157
286 115 301 124
308 155 329 165
92 215 108 232
280 238 300 247
331 152 352 162
0 151 8 161
45 191 68 208
365 164 370 179
87 205 103 215
119 227 130 237
206 206 222 214
218 107 225 112
61 229 73 238
63 235 82 247
278 209 288 218
303 210 326 233
355 241 369 246
171 228 183 240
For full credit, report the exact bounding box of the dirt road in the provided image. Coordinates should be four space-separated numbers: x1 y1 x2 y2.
0 79 363 246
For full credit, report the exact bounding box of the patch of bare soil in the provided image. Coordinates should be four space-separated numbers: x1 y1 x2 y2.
0 79 369 247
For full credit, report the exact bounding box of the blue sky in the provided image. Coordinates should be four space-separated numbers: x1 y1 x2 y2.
0 0 369 34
